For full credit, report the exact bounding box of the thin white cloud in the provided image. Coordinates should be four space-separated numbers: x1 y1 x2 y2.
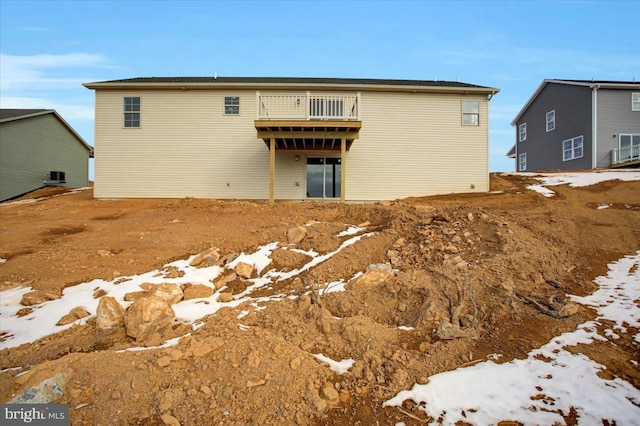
0 96 94 121
0 52 111 91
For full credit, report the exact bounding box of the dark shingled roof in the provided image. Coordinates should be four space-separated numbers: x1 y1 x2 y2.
555 79 639 85
0 109 51 121
87 76 493 89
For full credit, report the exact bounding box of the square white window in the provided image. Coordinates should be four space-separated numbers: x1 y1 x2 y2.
519 152 527 171
519 123 527 142
546 110 555 132
462 101 479 126
224 96 240 115
632 93 640 111
562 135 583 161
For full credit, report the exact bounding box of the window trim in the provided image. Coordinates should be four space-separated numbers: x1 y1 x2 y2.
518 152 527 171
632 93 640 111
518 123 527 142
562 135 584 161
546 110 555 132
224 96 240 115
461 100 480 126
123 96 141 128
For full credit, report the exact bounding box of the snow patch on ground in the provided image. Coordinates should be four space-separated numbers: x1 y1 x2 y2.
0 187 91 206
385 251 640 424
0 225 375 350
311 353 355 375
513 170 640 197
596 204 611 210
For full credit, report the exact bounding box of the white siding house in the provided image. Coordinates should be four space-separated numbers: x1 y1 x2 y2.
84 77 499 202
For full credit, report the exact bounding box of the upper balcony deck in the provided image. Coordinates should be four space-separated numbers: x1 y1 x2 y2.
256 92 360 121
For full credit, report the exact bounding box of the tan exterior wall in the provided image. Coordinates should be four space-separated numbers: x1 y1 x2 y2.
93 89 489 200
0 114 90 201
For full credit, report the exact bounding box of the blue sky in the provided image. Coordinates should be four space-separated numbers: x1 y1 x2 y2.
1 0 639 176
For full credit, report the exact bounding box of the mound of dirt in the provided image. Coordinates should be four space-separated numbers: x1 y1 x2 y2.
0 173 638 424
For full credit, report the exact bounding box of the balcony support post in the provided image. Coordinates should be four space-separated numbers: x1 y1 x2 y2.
340 137 346 202
269 136 275 204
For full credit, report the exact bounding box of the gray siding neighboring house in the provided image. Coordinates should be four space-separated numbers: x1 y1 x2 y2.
508 80 640 171
0 109 94 202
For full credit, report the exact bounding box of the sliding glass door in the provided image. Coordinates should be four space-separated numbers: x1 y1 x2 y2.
306 157 341 199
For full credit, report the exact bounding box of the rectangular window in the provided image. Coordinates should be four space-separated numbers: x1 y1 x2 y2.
518 153 527 171
519 123 527 142
619 134 640 162
124 97 140 128
224 96 240 115
562 135 583 161
632 93 640 111
462 101 479 126
546 110 555 132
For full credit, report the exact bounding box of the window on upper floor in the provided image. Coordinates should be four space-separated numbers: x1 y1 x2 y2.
546 110 555 132
563 135 583 161
462 101 479 126
224 96 240 115
124 97 140 128
519 123 527 142
519 153 527 171
632 93 640 111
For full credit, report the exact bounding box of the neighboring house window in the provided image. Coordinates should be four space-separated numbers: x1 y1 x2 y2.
519 153 527 171
546 110 555 132
462 101 479 125
619 134 640 162
632 93 640 111
124 97 140 128
224 96 240 115
562 135 583 161
519 123 527 142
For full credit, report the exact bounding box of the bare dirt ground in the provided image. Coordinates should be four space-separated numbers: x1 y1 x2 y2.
0 173 638 425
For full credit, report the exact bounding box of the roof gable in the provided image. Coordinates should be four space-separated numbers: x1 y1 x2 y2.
0 109 94 157
512 79 640 125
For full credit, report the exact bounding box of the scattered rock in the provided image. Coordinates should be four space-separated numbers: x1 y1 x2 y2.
160 414 181 426
218 292 233 303
354 269 393 286
11 373 67 404
96 296 125 334
559 302 580 318
150 283 184 304
190 247 221 267
16 308 32 317
235 262 254 279
287 226 307 244
290 357 302 370
357 221 371 228
442 228 457 236
124 291 148 302
125 296 175 341
443 256 468 269
163 266 184 278
246 378 266 388
93 289 107 298
20 290 59 306
157 356 172 368
200 385 212 395
366 263 392 272
321 385 339 401
183 284 214 300
56 306 90 326
531 272 546 286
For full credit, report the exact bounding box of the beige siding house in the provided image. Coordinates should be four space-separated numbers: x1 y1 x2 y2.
0 109 93 202
83 77 498 202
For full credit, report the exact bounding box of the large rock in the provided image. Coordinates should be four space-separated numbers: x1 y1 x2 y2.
96 296 125 333
182 284 214 300
150 283 184 304
190 247 220 267
56 306 90 326
125 296 175 341
235 262 254 279
21 290 59 306
352 269 393 287
11 373 67 403
287 226 308 244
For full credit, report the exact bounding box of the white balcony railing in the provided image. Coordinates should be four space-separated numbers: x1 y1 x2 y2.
257 92 360 121
612 145 640 164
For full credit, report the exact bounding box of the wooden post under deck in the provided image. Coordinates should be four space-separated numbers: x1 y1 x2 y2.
340 138 346 202
269 137 275 204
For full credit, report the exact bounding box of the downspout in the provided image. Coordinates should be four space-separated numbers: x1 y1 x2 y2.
592 85 598 169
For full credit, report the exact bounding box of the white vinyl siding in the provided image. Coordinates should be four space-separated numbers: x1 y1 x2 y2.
546 110 555 132
562 135 583 161
519 123 527 142
518 153 527 171
93 89 490 200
